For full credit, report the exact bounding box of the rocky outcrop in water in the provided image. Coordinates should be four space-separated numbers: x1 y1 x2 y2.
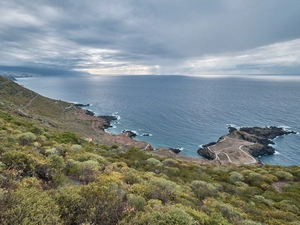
198 126 296 160
74 103 91 107
122 130 137 139
169 148 182 154
234 126 295 156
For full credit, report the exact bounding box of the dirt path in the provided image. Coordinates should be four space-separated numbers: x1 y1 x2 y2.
23 94 38 109
208 137 257 165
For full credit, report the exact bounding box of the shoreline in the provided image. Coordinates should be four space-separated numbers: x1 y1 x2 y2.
76 104 298 166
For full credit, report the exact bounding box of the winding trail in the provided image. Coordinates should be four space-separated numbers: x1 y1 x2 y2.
239 144 257 164
22 94 38 109
207 137 257 165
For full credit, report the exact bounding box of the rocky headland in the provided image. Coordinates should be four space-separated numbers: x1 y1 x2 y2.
198 126 296 165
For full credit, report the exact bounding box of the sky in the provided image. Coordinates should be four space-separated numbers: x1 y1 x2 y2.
1 0 300 76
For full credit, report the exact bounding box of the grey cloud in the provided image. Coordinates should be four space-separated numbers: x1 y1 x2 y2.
0 0 300 75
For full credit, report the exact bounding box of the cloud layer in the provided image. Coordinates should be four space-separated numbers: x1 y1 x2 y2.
1 0 300 75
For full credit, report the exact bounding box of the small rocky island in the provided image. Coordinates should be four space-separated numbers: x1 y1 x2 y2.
197 126 296 165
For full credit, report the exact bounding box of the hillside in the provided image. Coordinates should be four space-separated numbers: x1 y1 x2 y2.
0 76 300 225
0 76 150 150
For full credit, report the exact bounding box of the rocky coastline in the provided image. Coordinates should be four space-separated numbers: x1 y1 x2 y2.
198 126 296 164
75 104 118 130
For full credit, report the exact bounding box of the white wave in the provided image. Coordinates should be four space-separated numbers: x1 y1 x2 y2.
141 133 153 137
113 114 121 120
226 124 240 129
278 125 293 132
274 151 281 155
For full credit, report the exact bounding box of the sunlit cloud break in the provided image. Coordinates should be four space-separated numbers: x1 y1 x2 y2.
182 38 300 75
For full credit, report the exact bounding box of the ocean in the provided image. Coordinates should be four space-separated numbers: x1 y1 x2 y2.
17 75 300 166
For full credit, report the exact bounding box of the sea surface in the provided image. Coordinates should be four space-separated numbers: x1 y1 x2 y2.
17 75 300 166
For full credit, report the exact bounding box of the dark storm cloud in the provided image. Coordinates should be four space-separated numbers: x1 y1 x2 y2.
0 0 300 75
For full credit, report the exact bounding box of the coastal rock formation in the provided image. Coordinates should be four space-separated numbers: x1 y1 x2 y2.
81 108 118 129
74 103 91 107
197 146 216 160
229 126 296 156
198 126 296 164
122 130 137 139
99 115 118 129
169 148 182 154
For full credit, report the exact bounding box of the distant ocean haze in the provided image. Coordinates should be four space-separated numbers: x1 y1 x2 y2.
17 75 300 166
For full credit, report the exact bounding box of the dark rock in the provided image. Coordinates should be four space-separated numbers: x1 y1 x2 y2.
228 126 237 133
239 126 296 140
169 148 181 154
122 130 137 139
99 115 118 129
74 103 90 107
99 115 118 124
85 109 95 116
197 147 216 160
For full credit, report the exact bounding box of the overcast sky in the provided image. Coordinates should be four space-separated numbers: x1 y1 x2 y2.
1 0 300 76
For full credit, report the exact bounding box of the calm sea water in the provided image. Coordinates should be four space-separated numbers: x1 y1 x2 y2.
17 75 300 166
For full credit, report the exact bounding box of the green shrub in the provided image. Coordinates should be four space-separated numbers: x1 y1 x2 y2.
147 158 162 166
246 172 266 187
53 132 80 144
119 200 197 225
127 194 146 211
2 150 36 175
147 177 179 203
191 180 217 200
17 132 37 145
2 188 61 224
111 144 119 149
274 170 294 181
69 144 82 152
73 152 104 163
45 147 59 156
29 126 43 135
99 144 110 151
123 170 141 185
253 195 273 206
162 158 179 167
38 135 47 143
230 171 244 183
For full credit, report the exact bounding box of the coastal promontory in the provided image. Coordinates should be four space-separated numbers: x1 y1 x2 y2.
198 126 296 165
